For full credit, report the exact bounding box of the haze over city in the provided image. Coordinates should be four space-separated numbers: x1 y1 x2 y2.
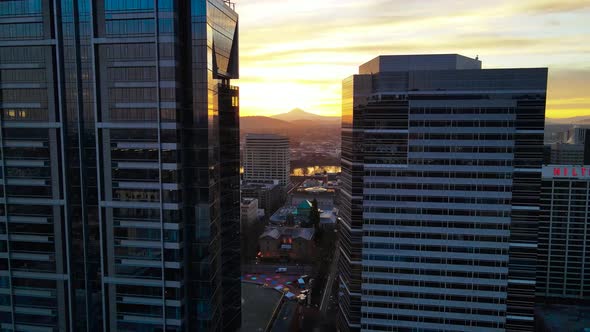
238 0 590 118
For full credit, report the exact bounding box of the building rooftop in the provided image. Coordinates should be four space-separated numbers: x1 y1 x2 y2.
293 178 337 194
359 54 482 74
241 197 258 205
241 283 282 332
259 227 315 241
296 200 312 210
241 181 279 191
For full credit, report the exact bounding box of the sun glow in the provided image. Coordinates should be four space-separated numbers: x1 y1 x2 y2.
237 0 590 118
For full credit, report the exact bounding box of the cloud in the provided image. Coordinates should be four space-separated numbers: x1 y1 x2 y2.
523 0 590 14
243 37 544 61
237 0 590 117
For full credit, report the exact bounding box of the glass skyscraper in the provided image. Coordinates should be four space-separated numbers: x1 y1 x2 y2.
0 0 240 331
338 54 547 332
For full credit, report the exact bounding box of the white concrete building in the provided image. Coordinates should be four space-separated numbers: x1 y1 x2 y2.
243 134 290 186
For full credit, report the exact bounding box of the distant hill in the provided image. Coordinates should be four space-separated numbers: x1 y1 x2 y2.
240 111 341 145
240 116 291 134
270 108 340 124
546 116 590 125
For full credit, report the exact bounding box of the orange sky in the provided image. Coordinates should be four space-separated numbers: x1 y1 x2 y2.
236 0 590 118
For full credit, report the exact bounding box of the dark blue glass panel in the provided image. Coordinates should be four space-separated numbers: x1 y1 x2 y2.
0 0 41 16
105 0 153 11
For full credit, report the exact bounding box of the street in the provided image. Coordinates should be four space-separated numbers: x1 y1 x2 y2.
319 244 340 315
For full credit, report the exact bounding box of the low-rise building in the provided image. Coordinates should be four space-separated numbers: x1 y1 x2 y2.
269 200 337 229
259 227 315 261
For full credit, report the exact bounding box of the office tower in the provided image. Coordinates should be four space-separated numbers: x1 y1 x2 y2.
338 54 547 332
243 134 290 186
537 165 590 301
0 1 240 331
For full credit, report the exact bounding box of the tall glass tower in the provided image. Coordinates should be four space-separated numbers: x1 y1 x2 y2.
0 0 240 331
338 54 547 332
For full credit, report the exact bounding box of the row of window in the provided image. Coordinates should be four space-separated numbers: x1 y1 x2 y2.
365 219 509 230
365 207 510 217
364 267 506 280
0 22 43 40
366 170 512 179
366 183 512 192
364 290 505 303
363 255 508 267
365 195 509 206
363 302 503 317
364 243 506 255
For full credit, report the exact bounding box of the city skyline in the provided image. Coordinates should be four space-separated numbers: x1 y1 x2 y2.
238 0 589 118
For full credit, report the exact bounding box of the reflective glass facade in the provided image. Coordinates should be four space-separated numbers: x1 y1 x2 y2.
338 55 547 332
0 0 240 331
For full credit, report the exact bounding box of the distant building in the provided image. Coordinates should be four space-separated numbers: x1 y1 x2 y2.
270 201 337 229
259 227 316 261
563 125 590 144
241 198 259 226
244 134 290 186
241 181 284 218
549 143 585 164
547 126 590 164
537 165 590 301
290 178 337 210
338 54 547 332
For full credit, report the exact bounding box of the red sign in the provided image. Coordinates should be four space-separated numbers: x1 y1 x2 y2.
553 167 588 177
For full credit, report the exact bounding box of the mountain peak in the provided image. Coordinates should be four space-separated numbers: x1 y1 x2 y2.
289 108 307 114
270 108 339 123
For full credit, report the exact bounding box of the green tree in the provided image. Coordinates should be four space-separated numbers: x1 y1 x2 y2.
308 199 321 230
286 213 295 226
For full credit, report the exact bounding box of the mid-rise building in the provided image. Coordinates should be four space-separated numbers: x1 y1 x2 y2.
243 134 290 186
0 1 240 331
537 165 590 301
241 180 283 218
338 54 547 331
241 198 259 226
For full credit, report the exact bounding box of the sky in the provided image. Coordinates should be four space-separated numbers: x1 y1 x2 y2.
235 0 590 118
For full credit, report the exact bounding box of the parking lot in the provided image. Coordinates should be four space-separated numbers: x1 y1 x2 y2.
242 271 308 296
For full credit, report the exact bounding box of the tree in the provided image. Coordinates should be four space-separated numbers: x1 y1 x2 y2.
308 199 321 231
286 213 295 226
